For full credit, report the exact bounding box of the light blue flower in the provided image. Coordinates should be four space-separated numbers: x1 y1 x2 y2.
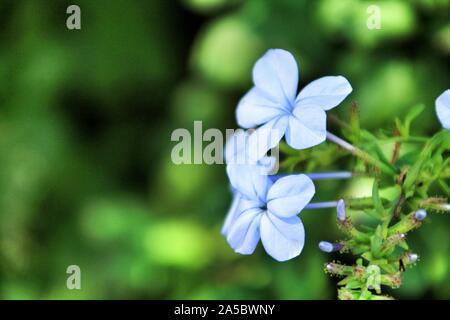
224 130 276 193
221 191 242 237
223 170 315 262
408 253 419 263
222 130 276 236
318 241 343 253
336 199 346 222
436 89 450 130
415 209 427 221
236 48 352 160
224 130 276 173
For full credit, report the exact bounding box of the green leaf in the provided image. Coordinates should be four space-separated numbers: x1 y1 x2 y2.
346 280 363 289
361 131 396 170
381 264 399 274
362 252 373 261
359 289 373 300
438 179 450 197
403 132 448 190
371 225 384 258
395 151 419 168
371 259 389 265
365 209 382 220
398 240 409 250
372 180 385 216
350 102 361 141
402 103 425 137
338 276 353 286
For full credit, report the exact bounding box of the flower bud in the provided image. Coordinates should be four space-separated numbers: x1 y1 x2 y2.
408 253 419 263
325 262 350 275
336 199 346 222
319 241 343 253
415 209 427 221
325 263 335 273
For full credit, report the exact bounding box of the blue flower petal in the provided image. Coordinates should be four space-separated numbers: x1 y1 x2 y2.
247 116 289 161
227 208 263 255
436 89 450 130
225 130 277 174
267 174 315 218
238 197 266 213
336 199 346 222
221 193 241 236
295 76 352 111
260 212 305 261
252 49 298 108
226 163 272 204
225 130 248 165
225 129 249 164
236 87 287 128
257 156 277 175
285 105 327 150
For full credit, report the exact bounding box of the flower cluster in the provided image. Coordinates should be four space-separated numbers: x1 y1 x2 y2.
222 49 450 299
222 49 450 276
223 48 353 261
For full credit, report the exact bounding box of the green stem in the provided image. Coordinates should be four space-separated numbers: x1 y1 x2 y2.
327 132 397 176
388 211 421 236
353 148 397 176
382 136 428 143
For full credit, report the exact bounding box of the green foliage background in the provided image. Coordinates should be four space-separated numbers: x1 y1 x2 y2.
0 0 448 299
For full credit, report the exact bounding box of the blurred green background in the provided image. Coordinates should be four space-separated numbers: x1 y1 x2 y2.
0 0 449 299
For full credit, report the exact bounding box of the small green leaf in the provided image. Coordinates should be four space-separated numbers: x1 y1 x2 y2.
371 225 384 258
346 280 363 289
402 103 425 137
398 240 409 250
338 276 353 286
395 151 419 168
362 252 373 261
372 180 385 216
359 289 373 300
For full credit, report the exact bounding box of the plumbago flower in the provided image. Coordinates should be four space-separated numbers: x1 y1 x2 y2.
436 89 450 130
222 130 276 237
237 48 352 160
221 130 352 255
224 130 276 183
223 166 315 262
221 49 354 262
220 47 449 299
